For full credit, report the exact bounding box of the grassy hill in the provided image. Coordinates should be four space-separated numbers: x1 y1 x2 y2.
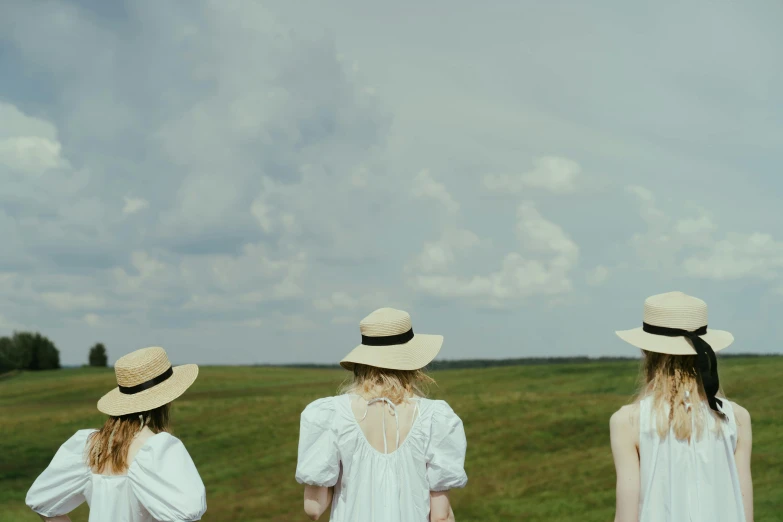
1 357 781 521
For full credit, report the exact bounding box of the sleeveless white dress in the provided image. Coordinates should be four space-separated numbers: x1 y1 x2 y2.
295 395 468 522
639 394 746 522
26 429 207 522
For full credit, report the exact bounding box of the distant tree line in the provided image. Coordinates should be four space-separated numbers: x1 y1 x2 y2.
276 353 781 371
0 332 110 374
0 332 60 372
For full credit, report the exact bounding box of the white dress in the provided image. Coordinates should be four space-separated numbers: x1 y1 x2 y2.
26 429 207 522
639 394 746 522
295 395 468 522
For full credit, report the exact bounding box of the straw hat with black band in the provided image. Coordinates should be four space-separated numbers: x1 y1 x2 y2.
97 347 199 416
615 291 734 416
340 308 443 371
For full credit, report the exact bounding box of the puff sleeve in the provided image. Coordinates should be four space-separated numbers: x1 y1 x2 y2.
295 397 340 487
128 433 207 521
425 401 468 492
26 429 95 517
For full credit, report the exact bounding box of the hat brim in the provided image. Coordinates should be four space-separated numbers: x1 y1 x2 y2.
615 328 734 355
97 364 199 416
340 334 443 371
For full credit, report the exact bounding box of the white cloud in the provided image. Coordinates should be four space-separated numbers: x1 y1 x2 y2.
0 313 23 330
83 313 101 326
0 102 59 141
412 169 459 213
0 102 69 176
586 265 610 286
331 315 355 325
0 136 66 175
410 252 574 305
407 229 480 274
627 185 715 271
626 185 668 224
675 215 715 236
483 156 582 194
123 197 149 215
312 290 390 312
112 251 168 295
516 203 579 265
683 233 783 281
407 202 579 307
40 292 105 311
242 312 316 331
628 186 783 282
249 178 301 237
250 198 275 233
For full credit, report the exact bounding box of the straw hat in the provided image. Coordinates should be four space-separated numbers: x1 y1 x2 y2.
615 291 734 355
97 347 199 416
340 308 443 371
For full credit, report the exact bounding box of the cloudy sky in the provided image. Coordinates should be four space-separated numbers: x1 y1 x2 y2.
1 0 782 366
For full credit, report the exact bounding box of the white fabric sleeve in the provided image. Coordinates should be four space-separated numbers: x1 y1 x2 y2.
426 401 468 492
25 429 94 517
295 397 340 487
128 433 207 521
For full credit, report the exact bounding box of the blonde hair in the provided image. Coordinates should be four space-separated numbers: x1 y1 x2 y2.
339 364 435 404
87 404 171 474
635 350 726 441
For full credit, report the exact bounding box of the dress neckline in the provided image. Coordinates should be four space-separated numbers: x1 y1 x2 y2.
345 395 424 457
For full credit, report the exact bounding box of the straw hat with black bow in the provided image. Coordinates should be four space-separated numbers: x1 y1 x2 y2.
615 291 734 415
97 347 199 416
340 308 443 371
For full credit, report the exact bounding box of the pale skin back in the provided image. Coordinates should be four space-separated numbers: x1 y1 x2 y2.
610 401 754 522
302 393 456 521
36 426 157 522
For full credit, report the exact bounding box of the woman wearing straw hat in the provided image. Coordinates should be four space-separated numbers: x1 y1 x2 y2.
611 292 754 522
295 307 468 522
26 347 207 522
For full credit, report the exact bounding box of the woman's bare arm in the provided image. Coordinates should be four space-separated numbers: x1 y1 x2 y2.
430 490 455 522
733 402 754 522
610 405 640 522
303 485 333 521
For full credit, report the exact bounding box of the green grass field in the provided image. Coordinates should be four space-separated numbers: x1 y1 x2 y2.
2 358 781 522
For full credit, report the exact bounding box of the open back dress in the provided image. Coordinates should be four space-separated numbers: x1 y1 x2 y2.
296 395 468 522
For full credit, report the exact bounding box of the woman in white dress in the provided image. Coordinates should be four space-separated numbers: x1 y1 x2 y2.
26 346 207 522
296 307 468 522
611 292 754 522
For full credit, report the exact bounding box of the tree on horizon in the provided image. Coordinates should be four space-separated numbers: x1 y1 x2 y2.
0 332 60 371
89 343 108 367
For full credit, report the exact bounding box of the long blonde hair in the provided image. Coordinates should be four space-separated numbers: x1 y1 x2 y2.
339 364 435 404
635 350 726 441
87 404 171 474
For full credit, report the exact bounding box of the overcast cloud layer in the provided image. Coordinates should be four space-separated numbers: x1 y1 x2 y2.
1 0 782 366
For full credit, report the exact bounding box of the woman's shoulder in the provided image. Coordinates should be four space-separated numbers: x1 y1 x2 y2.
303 395 340 410
727 400 750 425
132 431 190 462
61 428 99 452
71 428 99 439
128 432 202 482
417 398 462 421
417 397 453 409
41 429 98 467
610 403 640 431
300 396 344 426
302 395 342 415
